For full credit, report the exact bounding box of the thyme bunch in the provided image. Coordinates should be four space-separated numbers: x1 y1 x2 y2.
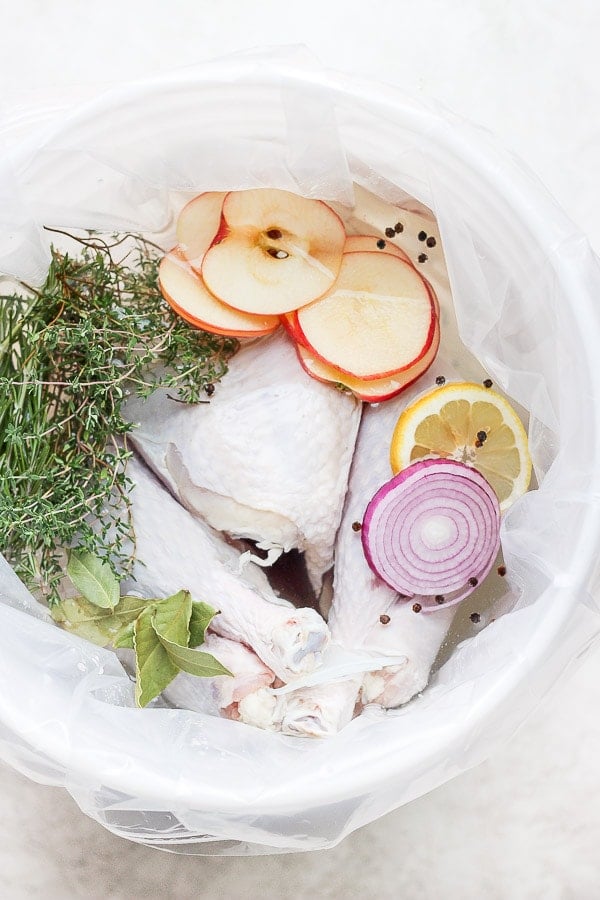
0 231 238 603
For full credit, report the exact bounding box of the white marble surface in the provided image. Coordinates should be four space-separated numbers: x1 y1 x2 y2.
1 0 600 896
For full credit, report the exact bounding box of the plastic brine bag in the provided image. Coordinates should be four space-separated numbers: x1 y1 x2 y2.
1 48 600 855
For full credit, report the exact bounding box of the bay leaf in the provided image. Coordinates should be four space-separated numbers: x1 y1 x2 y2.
113 621 135 649
153 624 232 678
52 594 151 647
189 600 219 648
67 550 119 610
152 590 192 647
55 585 230 705
51 596 118 646
133 607 179 707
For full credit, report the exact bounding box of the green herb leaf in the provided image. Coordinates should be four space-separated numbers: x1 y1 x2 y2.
52 594 151 646
0 233 238 604
151 594 230 678
134 607 180 708
113 621 135 649
53 583 231 704
153 624 232 678
189 600 219 648
51 597 118 646
67 551 119 610
152 590 192 646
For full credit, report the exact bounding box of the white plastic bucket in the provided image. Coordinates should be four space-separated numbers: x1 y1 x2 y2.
1 50 600 855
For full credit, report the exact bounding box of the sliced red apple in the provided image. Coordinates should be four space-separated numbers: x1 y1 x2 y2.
344 234 411 264
176 192 225 271
424 277 440 319
159 249 279 338
286 288 437 357
295 251 437 381
280 311 308 346
285 280 440 385
343 236 440 317
342 237 442 317
201 189 346 315
296 319 440 401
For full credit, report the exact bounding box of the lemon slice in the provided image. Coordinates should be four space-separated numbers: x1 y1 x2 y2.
389 381 532 512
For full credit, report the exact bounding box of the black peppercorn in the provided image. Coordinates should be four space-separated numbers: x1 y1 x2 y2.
266 228 283 240
412 602 422 613
351 521 362 532
426 236 437 248
418 231 427 241
394 222 404 233
470 612 481 624
483 378 493 388
468 576 479 587
385 227 395 238
476 430 487 443
497 565 507 576
417 253 428 263
435 375 446 385
376 238 386 249
204 383 215 397
435 594 445 604
379 614 391 625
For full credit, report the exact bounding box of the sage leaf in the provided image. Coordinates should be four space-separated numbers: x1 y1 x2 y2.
134 607 179 707
67 551 119 610
153 624 232 678
189 600 219 648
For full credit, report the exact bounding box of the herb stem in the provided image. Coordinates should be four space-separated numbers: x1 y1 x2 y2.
1 231 238 602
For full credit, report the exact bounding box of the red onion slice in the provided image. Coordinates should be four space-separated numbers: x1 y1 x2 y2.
361 458 501 612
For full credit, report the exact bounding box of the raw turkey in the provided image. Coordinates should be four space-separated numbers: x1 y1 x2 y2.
237 675 363 737
333 351 459 709
120 454 330 683
127 332 361 593
278 352 459 729
235 352 460 734
124 330 362 593
162 633 276 717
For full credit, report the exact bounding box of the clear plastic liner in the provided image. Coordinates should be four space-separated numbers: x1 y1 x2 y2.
1 47 600 854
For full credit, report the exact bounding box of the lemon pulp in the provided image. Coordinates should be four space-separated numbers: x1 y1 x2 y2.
390 381 532 512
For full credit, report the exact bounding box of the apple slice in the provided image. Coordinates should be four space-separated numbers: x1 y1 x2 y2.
295 251 437 381
280 311 308 346
344 234 411 264
159 249 279 338
285 282 438 356
201 189 346 315
285 286 440 388
424 277 440 319
344 236 440 317
176 192 225 271
296 319 440 401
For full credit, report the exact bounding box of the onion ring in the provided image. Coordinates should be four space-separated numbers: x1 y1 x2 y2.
361 458 501 611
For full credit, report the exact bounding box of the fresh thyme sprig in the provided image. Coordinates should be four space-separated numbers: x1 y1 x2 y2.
0 231 238 604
